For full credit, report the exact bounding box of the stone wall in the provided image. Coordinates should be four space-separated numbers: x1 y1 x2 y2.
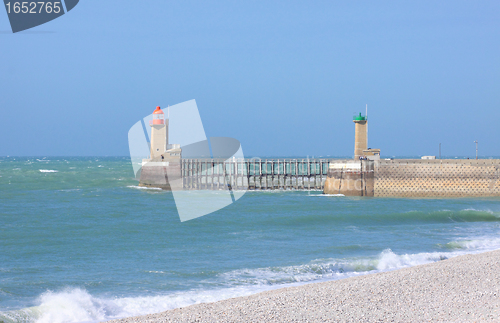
139 162 182 190
374 159 500 197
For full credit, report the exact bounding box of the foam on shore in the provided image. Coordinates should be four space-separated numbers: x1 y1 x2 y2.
126 185 162 191
3 244 498 323
106 249 500 323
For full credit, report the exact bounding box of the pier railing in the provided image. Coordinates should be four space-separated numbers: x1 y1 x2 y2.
181 158 334 190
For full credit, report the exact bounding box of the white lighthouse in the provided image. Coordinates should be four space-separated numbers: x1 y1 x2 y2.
149 106 168 160
140 106 182 190
147 106 181 161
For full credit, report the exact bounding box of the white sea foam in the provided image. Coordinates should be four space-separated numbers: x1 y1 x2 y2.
0 286 264 323
375 249 448 271
375 236 500 271
245 189 323 194
216 248 469 288
127 185 162 191
2 235 500 323
445 236 500 251
39 170 58 173
462 207 495 215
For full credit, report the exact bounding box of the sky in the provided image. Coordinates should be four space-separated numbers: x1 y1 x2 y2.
0 1 499 158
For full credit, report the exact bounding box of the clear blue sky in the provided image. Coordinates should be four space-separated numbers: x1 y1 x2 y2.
1 1 499 157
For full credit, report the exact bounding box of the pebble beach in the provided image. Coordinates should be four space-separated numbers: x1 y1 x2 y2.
106 250 500 323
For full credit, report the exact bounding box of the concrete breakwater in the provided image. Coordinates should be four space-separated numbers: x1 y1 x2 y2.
138 161 182 190
324 159 500 197
139 158 500 197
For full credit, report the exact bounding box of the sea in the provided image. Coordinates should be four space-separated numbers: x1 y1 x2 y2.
1 156 500 323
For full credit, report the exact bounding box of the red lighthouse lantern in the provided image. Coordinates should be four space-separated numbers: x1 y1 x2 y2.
151 106 164 125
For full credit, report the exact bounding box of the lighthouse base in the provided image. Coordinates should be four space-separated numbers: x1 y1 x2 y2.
139 161 182 191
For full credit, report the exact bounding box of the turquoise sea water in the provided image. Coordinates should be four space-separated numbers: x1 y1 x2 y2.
1 157 500 323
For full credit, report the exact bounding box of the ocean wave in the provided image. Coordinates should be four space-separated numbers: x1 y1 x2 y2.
0 286 262 323
39 170 58 173
244 189 324 194
462 207 494 214
217 233 500 288
2 238 500 323
0 288 110 323
442 236 500 251
393 209 500 223
412 209 500 222
216 248 457 287
276 209 500 227
126 185 162 191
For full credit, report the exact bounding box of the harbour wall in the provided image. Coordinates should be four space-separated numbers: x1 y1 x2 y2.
374 159 500 198
323 159 500 197
140 158 500 197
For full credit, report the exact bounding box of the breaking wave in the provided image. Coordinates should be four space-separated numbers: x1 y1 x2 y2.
2 235 499 323
126 185 162 191
273 208 500 227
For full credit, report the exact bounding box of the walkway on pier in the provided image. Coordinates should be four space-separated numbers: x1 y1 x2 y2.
181 158 332 190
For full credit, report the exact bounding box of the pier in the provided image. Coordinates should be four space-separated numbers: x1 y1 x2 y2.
181 158 331 190
137 106 500 197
